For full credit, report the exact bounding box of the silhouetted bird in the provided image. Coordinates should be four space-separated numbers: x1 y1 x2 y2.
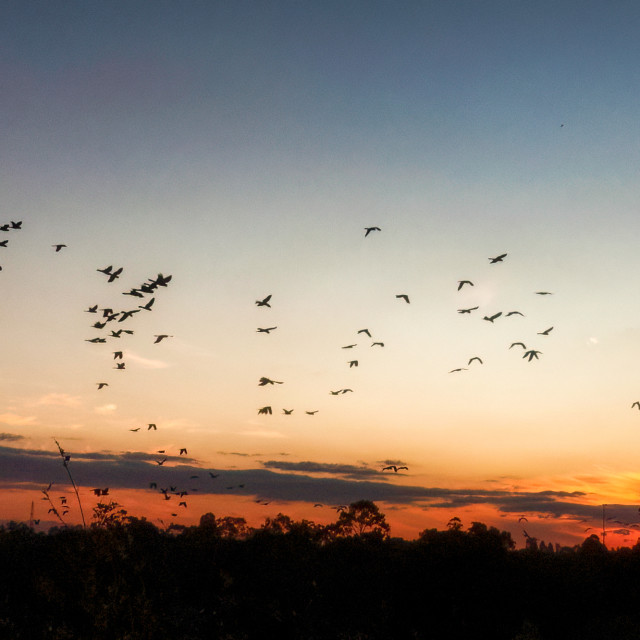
155 458 167 466
96 383 108 390
523 350 542 361
256 294 272 307
371 342 384 347
306 410 318 415
153 334 173 343
382 465 408 472
535 291 553 295
489 253 507 263
124 288 144 298
449 368 467 373
258 377 283 386
348 360 358 367
113 351 123 359
52 244 67 252
538 327 553 335
357 329 371 337
457 280 474 290
148 423 157 430
139 297 155 311
283 409 294 415
114 362 125 370
258 406 272 415
129 428 140 432
468 357 483 365
506 311 525 317
107 267 123 282
342 344 357 349
85 305 98 313
97 266 112 274
92 321 106 329
257 327 277 333
483 312 502 322
118 309 140 322
10 221 22 229
180 448 187 455
85 337 106 343
458 306 479 314
632 402 640 410
364 226 381 237
396 294 410 303
509 342 527 349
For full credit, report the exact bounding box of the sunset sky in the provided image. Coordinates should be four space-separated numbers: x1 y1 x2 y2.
3 0 640 547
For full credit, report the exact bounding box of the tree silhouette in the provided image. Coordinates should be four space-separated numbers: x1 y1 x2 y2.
327 499 390 538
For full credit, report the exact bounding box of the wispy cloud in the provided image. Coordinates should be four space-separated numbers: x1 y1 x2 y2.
0 433 24 442
36 393 81 407
0 413 37 426
263 460 382 480
94 404 117 414
125 352 170 369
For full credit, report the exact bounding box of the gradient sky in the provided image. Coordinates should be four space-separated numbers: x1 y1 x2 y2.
3 0 640 546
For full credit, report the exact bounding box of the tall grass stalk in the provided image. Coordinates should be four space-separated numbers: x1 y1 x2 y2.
54 439 87 529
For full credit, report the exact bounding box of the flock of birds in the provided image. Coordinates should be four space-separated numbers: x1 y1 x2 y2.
5 220 640 540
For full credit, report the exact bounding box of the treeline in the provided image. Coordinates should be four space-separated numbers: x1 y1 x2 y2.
2 501 640 640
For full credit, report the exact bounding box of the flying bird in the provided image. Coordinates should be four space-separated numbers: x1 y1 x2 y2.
449 368 468 373
357 329 371 338
506 311 525 317
458 306 479 314
468 357 483 365
85 305 98 313
457 280 474 290
258 406 273 415
509 342 527 350
129 428 140 432
489 253 507 263
256 294 272 307
382 465 408 472
155 458 167 466
113 351 123 359
10 221 22 229
180 448 187 455
138 297 155 310
483 312 502 322
342 344 357 349
282 409 294 415
305 411 318 415
96 383 108 390
147 423 157 430
97 265 112 274
118 309 140 322
85 337 106 343
52 244 67 252
538 327 553 335
523 350 542 361
632 402 640 410
396 294 410 303
535 291 553 295
364 226 381 237
348 360 358 368
256 327 277 333
114 362 125 370
258 377 283 386
107 267 123 282
153 334 173 343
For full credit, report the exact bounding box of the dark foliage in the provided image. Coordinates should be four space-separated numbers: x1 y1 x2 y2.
1 508 640 639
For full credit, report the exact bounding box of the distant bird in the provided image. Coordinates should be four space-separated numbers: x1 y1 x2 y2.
10 221 22 229
483 312 502 322
382 465 408 472
85 305 98 313
118 309 140 322
92 322 106 329
153 334 173 343
518 516 529 524
535 291 553 295
107 267 123 282
155 458 167 466
506 311 525 317
138 297 155 310
348 360 358 368
305 410 318 415
396 294 410 303
632 402 640 410
96 383 108 390
342 344 357 349
509 342 527 350
457 280 474 290
468 357 483 365
114 362 125 370
97 266 113 274
110 330 123 338
123 288 144 298
113 351 123 359
129 428 140 432
449 368 468 373
258 377 283 386
148 423 157 430
357 329 371 338
0 240 8 247
179 501 187 508
523 350 542 361
341 388 353 394
371 342 384 347
538 327 553 335
489 253 507 263
258 406 273 415
180 448 187 455
364 227 381 237
282 409 294 415
52 244 67 252
458 306 479 314
85 337 106 343
256 294 272 307
256 327 277 333
209 472 219 478
330 390 342 395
